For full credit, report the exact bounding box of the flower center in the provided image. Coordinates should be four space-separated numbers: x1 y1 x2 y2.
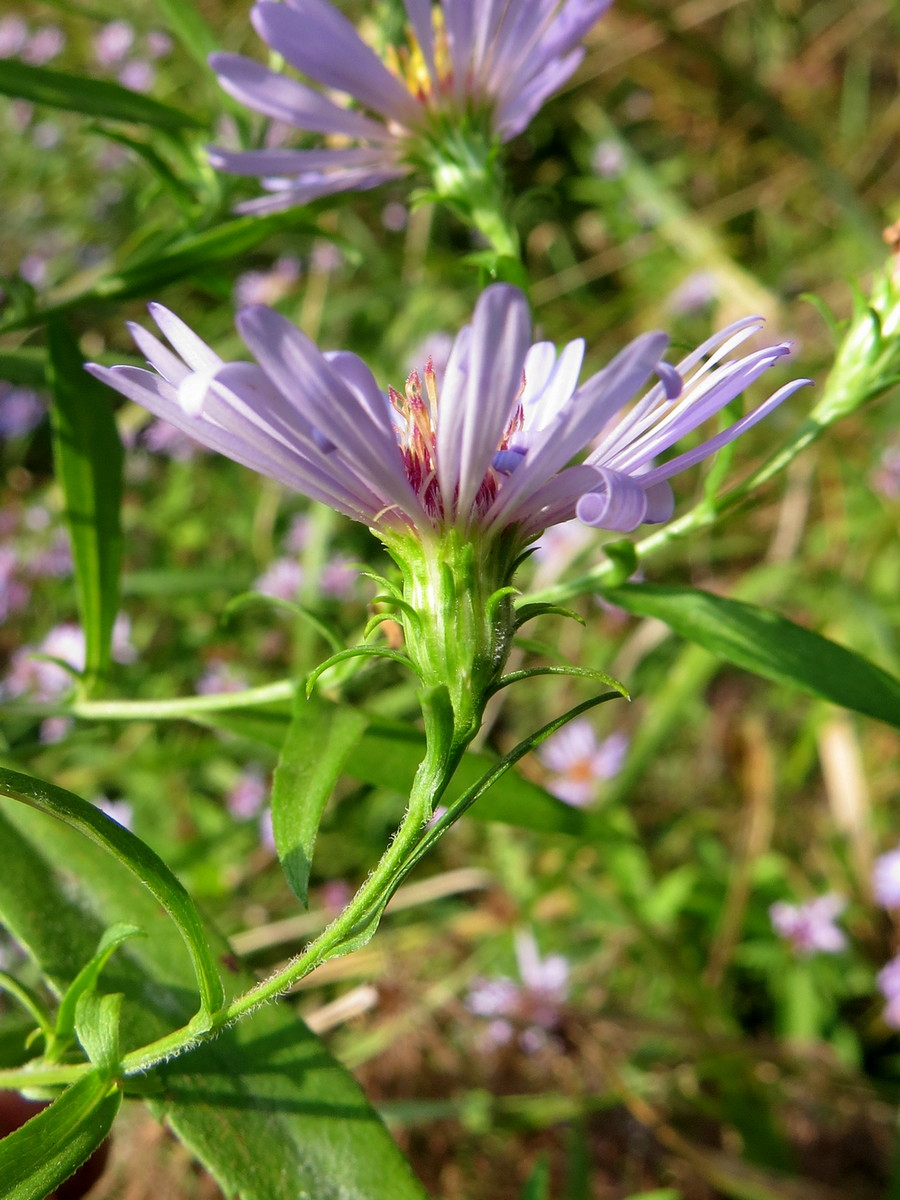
388 358 525 522
383 9 455 109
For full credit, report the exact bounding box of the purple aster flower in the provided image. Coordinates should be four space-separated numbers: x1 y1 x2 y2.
769 894 848 957
233 254 301 308
22 25 65 66
538 719 628 805
92 20 135 68
320 554 357 598
196 658 248 695
95 795 134 830
878 954 900 1029
145 30 173 60
0 384 44 437
142 416 203 460
226 765 268 819
39 715 73 744
88 285 808 549
0 16 28 59
118 59 156 93
466 929 569 1052
873 846 900 909
207 0 614 213
254 557 303 600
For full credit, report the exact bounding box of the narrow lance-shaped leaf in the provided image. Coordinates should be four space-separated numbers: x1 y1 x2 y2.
0 1072 121 1200
272 692 368 907
601 583 900 729
0 803 429 1200
0 767 224 1022
0 59 204 129
48 318 124 693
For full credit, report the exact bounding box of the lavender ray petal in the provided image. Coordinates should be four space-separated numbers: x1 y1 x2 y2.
442 0 475 101
501 463 600 534
90 364 383 524
208 145 391 177
609 345 793 474
209 52 389 140
643 479 675 523
485 331 667 530
126 322 191 385
495 48 584 140
232 167 406 214
638 378 812 486
148 304 222 373
524 338 586 429
575 468 649 532
253 0 420 124
237 306 421 519
434 283 531 522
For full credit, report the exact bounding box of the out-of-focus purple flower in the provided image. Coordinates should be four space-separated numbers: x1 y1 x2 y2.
40 715 73 744
234 254 301 308
19 254 48 288
0 548 29 621
0 384 43 438
871 443 900 500
226 765 268 819
146 30 173 59
320 554 356 598
118 59 155 93
7 99 33 132
196 658 248 695
22 26 65 66
667 270 718 316
27 531 73 579
208 0 614 214
319 878 352 913
874 846 900 909
309 241 342 275
878 954 900 1028
95 795 134 830
769 894 848 957
283 513 310 553
591 139 625 180
539 720 628 806
31 120 60 149
254 557 303 600
92 20 135 67
91 289 809 549
0 15 28 58
258 805 275 851
381 202 407 232
142 416 202 460
3 615 136 701
466 929 569 1052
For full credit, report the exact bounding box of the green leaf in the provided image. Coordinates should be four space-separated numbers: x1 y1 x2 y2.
0 1071 120 1200
0 767 224 1023
271 693 368 907
149 0 221 68
0 350 47 390
0 59 203 129
54 924 143 1051
0 803 429 1200
601 583 900 729
48 318 124 693
75 992 123 1078
199 703 633 841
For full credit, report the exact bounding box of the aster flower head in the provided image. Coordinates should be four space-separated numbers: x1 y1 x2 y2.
873 845 900 909
90 284 807 731
538 719 628 805
769 894 848 958
208 0 614 215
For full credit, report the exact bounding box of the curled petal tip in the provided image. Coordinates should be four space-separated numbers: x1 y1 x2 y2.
654 361 682 400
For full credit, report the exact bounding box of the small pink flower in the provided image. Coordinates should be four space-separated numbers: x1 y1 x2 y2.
254 557 303 601
233 255 301 308
877 954 900 1028
769 894 847 957
22 26 65 66
227 765 269 819
92 20 135 67
873 846 900 910
465 930 569 1052
538 720 629 806
196 659 248 695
